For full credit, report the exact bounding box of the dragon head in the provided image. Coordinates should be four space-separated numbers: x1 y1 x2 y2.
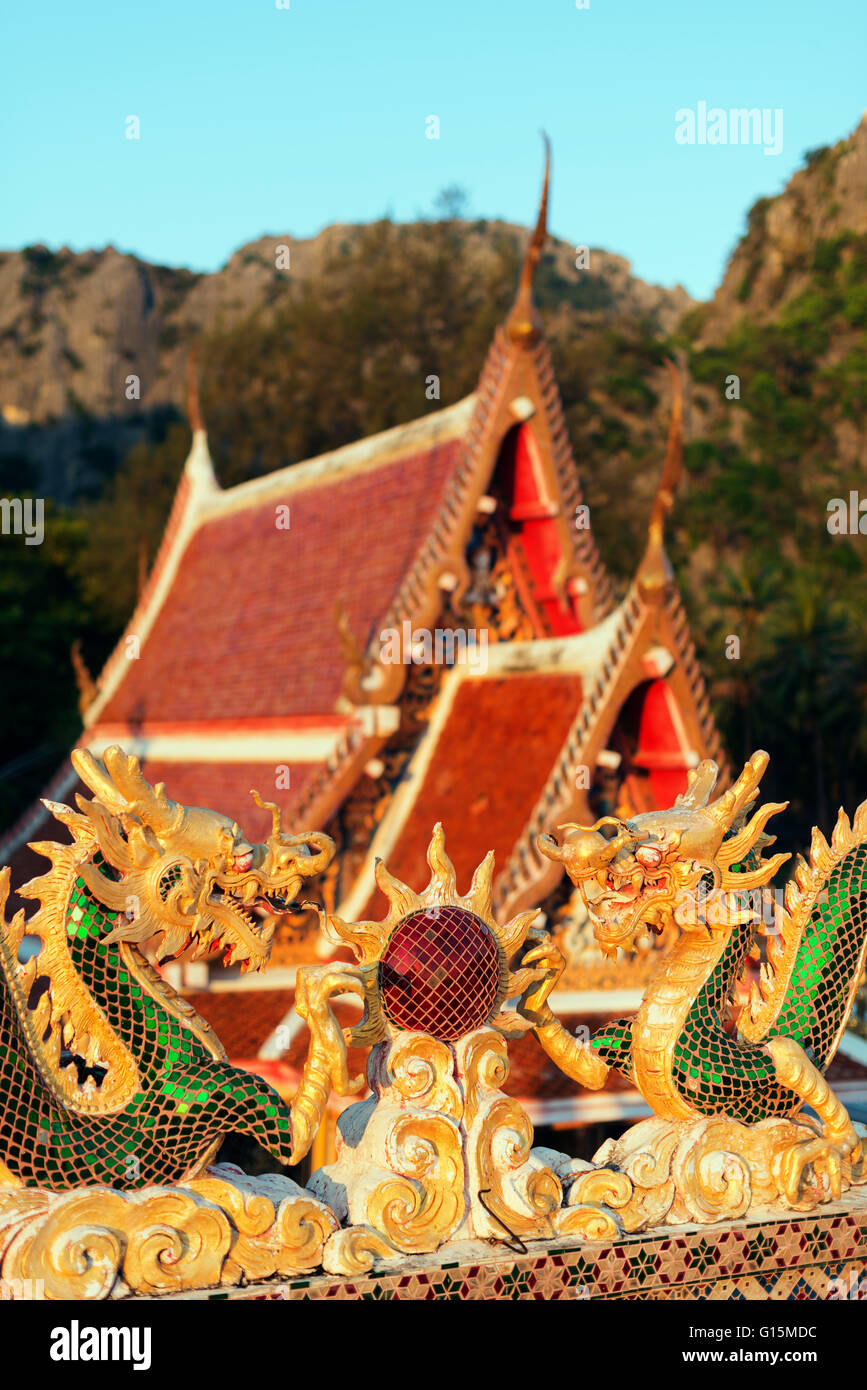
538 752 790 957
69 746 335 972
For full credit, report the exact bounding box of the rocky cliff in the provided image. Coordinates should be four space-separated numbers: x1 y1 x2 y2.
0 222 691 502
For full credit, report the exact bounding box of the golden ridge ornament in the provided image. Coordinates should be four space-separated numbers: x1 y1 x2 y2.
2 744 866 1296
309 824 624 1273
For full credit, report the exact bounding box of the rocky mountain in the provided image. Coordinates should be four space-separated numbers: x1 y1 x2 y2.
0 221 692 504
694 114 867 345
674 113 867 558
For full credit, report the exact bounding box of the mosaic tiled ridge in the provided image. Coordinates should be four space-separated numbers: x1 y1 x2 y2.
190 1200 867 1301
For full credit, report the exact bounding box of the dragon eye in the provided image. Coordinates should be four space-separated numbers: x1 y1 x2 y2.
232 845 253 873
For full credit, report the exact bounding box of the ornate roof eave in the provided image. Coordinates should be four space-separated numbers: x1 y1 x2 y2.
287 705 403 833
333 614 628 928
493 593 647 916
341 326 615 712
336 136 616 716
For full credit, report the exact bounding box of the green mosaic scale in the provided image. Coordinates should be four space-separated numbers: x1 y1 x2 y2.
590 845 867 1123
0 745 343 1192
0 866 296 1189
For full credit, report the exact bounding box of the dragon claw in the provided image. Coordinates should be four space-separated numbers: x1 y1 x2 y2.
295 963 367 1098
780 1130 860 1205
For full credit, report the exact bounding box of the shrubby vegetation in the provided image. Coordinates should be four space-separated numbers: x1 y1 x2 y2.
672 231 867 846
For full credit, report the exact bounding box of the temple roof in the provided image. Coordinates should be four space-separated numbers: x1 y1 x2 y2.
358 669 586 919
78 145 615 745
342 619 621 923
92 400 474 726
0 354 723 949
1 153 725 1025
339 572 724 926
52 193 620 847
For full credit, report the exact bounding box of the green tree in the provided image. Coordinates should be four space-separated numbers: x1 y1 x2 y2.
0 504 92 826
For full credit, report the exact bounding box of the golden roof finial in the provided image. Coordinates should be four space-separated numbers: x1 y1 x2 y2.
335 597 376 706
636 360 683 602
70 640 98 716
186 342 204 434
505 133 550 347
182 340 219 492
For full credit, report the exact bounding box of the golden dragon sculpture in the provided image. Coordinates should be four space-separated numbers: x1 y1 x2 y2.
520 751 867 1216
0 745 362 1192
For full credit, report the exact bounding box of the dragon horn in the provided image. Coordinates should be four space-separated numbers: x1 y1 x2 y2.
77 745 181 834
251 788 282 840
707 750 770 833
557 817 633 837
287 831 336 876
250 790 335 875
72 748 130 814
674 759 720 810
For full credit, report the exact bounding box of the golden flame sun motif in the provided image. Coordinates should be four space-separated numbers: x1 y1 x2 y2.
325 824 544 1048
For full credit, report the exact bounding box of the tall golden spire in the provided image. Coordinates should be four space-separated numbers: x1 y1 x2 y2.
505 133 550 347
186 342 203 434
636 360 684 602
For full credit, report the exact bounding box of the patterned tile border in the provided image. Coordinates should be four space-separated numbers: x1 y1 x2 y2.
166 1192 867 1302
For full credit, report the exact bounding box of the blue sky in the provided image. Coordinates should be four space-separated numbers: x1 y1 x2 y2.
1 0 864 300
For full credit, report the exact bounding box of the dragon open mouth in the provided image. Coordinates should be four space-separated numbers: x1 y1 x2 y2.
588 866 673 955
199 874 308 972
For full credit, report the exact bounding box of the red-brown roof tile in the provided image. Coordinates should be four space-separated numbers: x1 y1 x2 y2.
138 759 322 843
100 440 461 725
827 1048 867 1083
183 988 294 1058
504 1015 636 1101
363 670 583 914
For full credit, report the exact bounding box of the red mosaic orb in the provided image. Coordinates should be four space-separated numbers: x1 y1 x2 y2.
378 906 501 1040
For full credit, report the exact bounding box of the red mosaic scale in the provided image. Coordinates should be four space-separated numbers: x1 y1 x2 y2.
378 906 500 1041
